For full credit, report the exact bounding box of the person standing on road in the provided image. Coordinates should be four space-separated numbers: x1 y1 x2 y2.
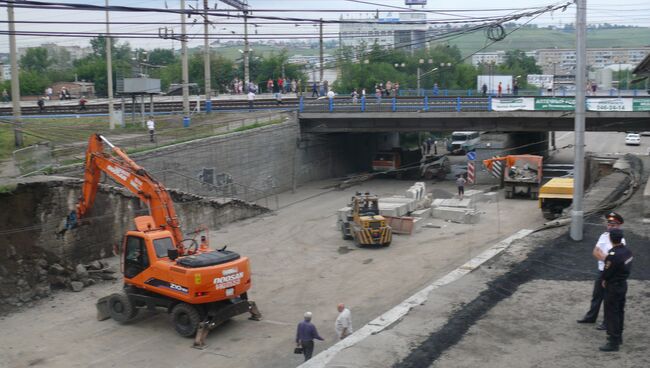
598 228 632 352
456 174 466 200
247 90 255 111
146 116 155 143
335 303 353 340
296 311 324 362
577 212 625 329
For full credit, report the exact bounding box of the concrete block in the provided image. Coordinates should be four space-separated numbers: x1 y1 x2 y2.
411 208 432 218
437 198 473 208
405 189 418 199
431 198 446 208
482 192 498 203
412 216 425 233
462 189 484 203
337 207 351 222
432 207 481 224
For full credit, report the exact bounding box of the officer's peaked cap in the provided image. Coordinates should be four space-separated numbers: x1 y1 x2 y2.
605 212 624 224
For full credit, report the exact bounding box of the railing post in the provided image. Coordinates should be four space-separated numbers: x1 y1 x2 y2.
361 96 366 112
392 97 397 112
444 89 448 96
633 89 638 97
467 89 472 96
487 96 492 112
456 96 461 112
299 96 304 112
329 97 333 112
424 95 429 111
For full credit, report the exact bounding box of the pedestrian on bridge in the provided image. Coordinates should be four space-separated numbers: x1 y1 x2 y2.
311 82 319 98
37 97 45 113
247 90 255 111
481 84 488 96
497 82 503 97
78 96 87 111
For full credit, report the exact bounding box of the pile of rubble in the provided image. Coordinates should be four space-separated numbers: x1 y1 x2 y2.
0 250 117 312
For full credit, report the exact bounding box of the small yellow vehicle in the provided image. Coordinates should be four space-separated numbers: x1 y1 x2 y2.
539 177 574 220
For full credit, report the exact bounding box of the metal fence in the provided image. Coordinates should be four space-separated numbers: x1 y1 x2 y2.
153 170 279 210
13 142 54 175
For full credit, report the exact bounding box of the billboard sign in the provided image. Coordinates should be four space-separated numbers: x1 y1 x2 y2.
405 0 427 5
527 74 554 88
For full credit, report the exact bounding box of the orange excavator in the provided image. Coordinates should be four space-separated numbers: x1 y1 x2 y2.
77 134 260 348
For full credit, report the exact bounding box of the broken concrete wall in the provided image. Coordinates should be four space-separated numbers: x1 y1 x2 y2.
0 177 268 312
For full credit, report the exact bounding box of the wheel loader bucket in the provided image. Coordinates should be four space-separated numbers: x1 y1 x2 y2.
96 295 112 321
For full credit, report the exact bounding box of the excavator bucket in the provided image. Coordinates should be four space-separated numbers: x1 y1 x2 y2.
96 295 112 321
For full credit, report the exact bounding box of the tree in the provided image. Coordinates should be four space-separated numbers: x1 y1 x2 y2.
20 47 51 73
148 49 177 66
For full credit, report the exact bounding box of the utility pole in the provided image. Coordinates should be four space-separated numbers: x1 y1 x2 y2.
243 9 250 90
181 0 190 123
570 0 586 241
203 0 211 106
8 0 22 147
319 18 324 85
106 0 115 129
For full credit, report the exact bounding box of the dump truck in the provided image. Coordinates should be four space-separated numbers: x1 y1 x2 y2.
483 155 543 199
74 134 260 348
338 192 392 246
372 148 422 179
539 177 574 220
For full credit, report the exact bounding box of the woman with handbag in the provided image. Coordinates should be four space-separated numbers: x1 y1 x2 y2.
295 312 324 361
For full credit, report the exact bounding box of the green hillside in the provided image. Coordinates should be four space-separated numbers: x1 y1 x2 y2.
445 27 650 58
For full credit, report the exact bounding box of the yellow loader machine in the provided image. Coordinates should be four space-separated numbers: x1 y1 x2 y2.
338 192 392 247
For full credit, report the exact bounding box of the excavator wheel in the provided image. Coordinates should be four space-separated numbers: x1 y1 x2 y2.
172 303 201 337
107 292 138 323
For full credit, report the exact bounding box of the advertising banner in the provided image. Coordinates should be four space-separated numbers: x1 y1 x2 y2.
633 99 650 111
491 98 534 111
586 98 633 111
535 97 575 111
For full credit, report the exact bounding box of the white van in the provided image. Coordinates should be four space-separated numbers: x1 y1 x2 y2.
447 131 480 154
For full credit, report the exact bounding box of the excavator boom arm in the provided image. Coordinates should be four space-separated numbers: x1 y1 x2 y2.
76 134 185 252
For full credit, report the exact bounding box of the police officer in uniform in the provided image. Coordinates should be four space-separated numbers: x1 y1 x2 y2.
599 228 632 352
577 212 624 328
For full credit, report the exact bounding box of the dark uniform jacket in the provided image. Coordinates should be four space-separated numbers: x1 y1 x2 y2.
600 245 633 284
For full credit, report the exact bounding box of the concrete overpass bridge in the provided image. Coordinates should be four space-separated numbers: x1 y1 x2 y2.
298 96 650 133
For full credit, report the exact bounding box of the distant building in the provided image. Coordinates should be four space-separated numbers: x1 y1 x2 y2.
529 47 650 75
18 43 92 61
0 64 11 82
339 13 428 53
471 51 506 67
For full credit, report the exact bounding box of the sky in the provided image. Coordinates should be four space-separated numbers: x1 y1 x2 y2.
0 0 649 52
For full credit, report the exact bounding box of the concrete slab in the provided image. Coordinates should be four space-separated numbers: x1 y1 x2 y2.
437 198 473 208
411 208 432 218
432 206 480 224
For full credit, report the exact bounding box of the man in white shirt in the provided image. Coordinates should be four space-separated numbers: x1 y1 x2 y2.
335 303 353 340
327 89 335 100
146 117 155 143
577 212 625 329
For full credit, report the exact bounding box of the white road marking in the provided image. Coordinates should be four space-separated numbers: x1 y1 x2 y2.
298 229 534 368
